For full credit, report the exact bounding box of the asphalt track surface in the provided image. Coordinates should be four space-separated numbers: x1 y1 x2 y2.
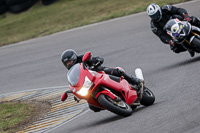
1 0 200 133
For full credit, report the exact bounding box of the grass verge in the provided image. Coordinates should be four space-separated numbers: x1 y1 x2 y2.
0 0 190 46
0 101 50 133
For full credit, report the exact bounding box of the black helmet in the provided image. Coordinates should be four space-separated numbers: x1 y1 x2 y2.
61 49 78 69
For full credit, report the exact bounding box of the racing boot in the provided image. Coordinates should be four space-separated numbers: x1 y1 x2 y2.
188 50 195 57
122 72 141 86
110 67 142 85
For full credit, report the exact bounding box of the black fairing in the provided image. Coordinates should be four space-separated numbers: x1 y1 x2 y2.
177 22 191 43
164 19 191 44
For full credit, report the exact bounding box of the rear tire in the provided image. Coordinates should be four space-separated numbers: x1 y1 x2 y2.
8 0 36 14
140 87 155 106
41 0 57 6
97 94 132 117
0 0 6 5
5 0 27 6
0 5 7 15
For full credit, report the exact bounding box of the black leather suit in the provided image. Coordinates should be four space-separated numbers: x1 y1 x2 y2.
150 5 200 53
76 55 140 85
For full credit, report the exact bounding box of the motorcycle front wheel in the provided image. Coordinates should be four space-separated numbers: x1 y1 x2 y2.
97 94 132 117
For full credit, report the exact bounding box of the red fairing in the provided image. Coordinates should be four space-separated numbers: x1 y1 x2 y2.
92 74 137 104
64 61 138 110
96 89 117 100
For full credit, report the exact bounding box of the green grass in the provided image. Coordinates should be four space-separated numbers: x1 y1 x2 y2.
0 0 190 46
0 102 33 133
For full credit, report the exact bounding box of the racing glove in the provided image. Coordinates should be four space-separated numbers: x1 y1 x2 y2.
92 57 104 68
184 14 193 22
169 40 174 46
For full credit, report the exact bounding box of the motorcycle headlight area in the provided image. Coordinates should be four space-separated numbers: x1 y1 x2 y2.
76 76 93 96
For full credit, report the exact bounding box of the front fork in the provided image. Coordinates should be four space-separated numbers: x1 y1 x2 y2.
95 86 118 101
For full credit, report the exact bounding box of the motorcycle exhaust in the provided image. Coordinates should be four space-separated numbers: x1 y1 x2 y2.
135 68 144 80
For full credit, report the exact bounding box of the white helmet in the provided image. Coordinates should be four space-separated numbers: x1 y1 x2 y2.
147 3 162 22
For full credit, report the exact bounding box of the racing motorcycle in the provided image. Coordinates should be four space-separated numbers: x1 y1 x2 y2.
164 18 200 53
61 52 155 117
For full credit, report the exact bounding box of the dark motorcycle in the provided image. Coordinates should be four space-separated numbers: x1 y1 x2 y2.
164 18 200 53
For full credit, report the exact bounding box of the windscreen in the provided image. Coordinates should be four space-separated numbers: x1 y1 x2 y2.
164 19 183 39
67 64 80 86
164 19 176 33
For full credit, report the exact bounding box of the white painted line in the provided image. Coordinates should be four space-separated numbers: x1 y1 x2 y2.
0 86 68 96
44 109 90 133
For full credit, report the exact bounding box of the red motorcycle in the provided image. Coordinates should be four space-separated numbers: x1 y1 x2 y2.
61 52 155 116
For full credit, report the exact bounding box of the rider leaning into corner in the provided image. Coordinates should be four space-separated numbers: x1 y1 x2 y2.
61 49 144 112
146 3 200 57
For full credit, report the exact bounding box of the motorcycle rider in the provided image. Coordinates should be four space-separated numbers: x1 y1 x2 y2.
147 3 200 57
61 49 142 86
61 49 143 112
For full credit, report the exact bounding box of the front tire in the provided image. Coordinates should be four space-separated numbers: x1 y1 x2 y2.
88 104 103 112
97 94 132 117
140 87 155 106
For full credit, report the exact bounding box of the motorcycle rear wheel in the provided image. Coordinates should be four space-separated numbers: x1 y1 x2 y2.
97 94 132 117
191 37 200 52
140 87 155 106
